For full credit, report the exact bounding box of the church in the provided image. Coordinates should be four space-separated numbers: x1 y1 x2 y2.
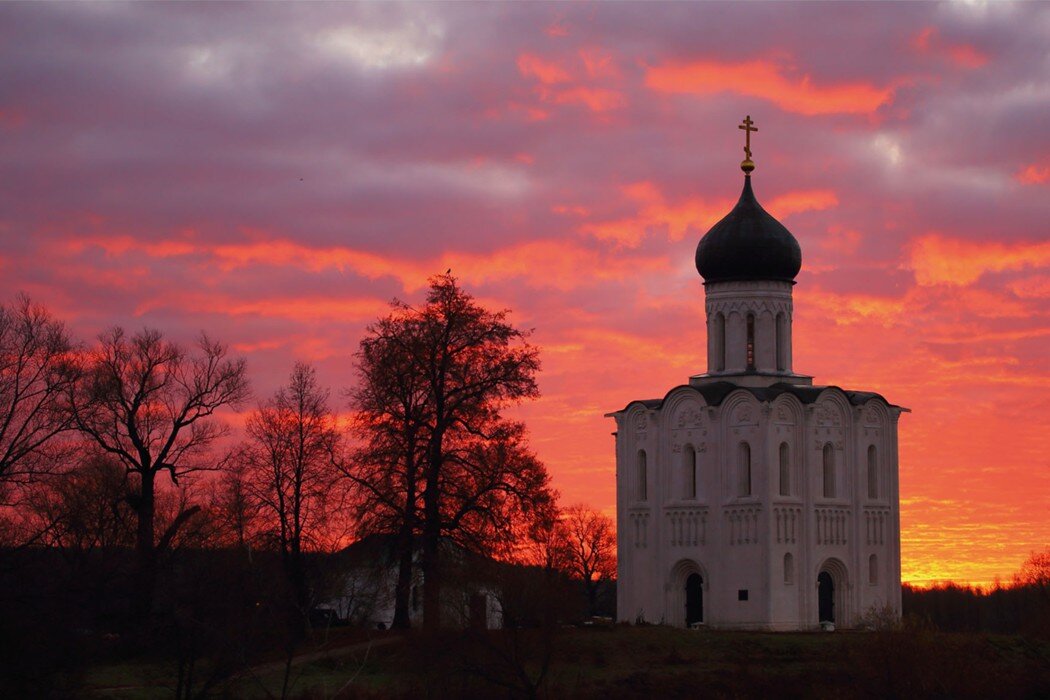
609 118 906 630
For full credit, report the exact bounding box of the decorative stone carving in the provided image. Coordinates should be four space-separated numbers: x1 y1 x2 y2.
676 406 702 428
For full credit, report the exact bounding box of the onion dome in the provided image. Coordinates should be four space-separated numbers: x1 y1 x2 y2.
695 175 802 284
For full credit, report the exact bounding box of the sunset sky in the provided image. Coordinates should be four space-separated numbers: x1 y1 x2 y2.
1 2 1047 586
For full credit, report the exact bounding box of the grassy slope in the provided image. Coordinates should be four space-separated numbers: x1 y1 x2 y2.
84 626 1050 699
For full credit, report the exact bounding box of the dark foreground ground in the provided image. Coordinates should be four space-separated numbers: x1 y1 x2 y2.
78 624 1050 700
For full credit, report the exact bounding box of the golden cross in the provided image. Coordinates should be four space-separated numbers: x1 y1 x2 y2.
739 115 758 161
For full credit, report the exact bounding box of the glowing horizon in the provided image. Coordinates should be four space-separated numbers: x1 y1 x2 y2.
0 2 1047 586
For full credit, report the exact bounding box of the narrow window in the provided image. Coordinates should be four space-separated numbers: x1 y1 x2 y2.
738 589 749 601
779 442 791 496
775 312 786 371
684 444 697 499
822 443 835 498
739 442 752 497
869 554 878 584
867 445 878 499
746 313 755 370
784 553 794 584
638 450 647 501
715 313 726 372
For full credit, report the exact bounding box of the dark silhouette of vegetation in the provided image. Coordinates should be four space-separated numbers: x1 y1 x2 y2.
902 548 1050 638
69 327 250 619
346 273 554 630
557 504 616 618
0 295 79 504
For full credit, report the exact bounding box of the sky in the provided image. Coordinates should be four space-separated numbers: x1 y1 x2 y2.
0 1 1047 586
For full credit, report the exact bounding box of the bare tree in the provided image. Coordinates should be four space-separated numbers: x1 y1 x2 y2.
70 327 249 617
242 362 342 615
558 504 616 617
347 322 429 629
26 451 135 551
210 454 260 551
0 295 79 504
348 273 552 630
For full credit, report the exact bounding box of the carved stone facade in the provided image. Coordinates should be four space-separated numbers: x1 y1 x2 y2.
608 171 906 630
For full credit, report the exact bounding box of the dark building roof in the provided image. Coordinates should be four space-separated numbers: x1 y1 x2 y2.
695 175 802 284
610 381 905 415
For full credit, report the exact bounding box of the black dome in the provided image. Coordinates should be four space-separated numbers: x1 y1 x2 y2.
695 176 802 284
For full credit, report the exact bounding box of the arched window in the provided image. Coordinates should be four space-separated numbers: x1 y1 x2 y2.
775 312 785 371
867 445 878 499
822 443 835 498
784 552 794 584
869 554 878 584
739 442 752 497
683 444 697 499
715 313 726 372
637 450 647 501
746 313 756 370
779 442 791 496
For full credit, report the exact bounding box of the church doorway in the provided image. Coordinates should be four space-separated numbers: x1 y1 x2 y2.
817 571 834 623
816 558 849 627
685 573 703 626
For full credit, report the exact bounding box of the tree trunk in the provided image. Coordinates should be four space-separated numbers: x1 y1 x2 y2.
422 436 443 630
135 470 156 621
392 523 414 629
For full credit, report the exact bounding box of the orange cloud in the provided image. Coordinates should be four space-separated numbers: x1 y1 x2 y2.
579 181 731 247
579 182 836 247
804 288 906 327
517 50 626 114
913 27 989 69
516 53 570 84
768 189 838 217
906 234 1050 286
61 232 666 293
579 46 620 79
1016 164 1049 185
645 59 895 115
550 86 624 112
819 225 862 256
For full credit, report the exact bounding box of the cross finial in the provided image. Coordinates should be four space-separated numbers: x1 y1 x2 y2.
739 115 758 174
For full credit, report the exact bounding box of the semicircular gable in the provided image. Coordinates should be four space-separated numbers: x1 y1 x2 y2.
624 404 652 436
813 388 851 428
720 389 762 427
664 388 708 430
859 398 891 427
771 392 804 425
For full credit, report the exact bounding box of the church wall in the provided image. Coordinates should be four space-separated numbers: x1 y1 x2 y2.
616 403 663 624
614 388 902 630
767 395 806 629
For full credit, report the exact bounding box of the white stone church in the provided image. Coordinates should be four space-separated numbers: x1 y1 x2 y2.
609 125 906 630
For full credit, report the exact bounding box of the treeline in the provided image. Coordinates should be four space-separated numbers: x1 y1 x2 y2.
0 275 616 697
903 552 1050 637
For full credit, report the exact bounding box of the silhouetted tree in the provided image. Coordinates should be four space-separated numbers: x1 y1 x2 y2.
0 295 79 505
347 317 430 629
210 456 260 551
242 362 343 617
1014 547 1050 596
348 273 551 630
26 451 135 551
558 504 616 617
70 327 249 618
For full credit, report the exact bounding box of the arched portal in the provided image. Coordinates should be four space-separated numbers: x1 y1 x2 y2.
816 558 850 627
669 560 707 628
817 572 834 623
685 573 703 626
